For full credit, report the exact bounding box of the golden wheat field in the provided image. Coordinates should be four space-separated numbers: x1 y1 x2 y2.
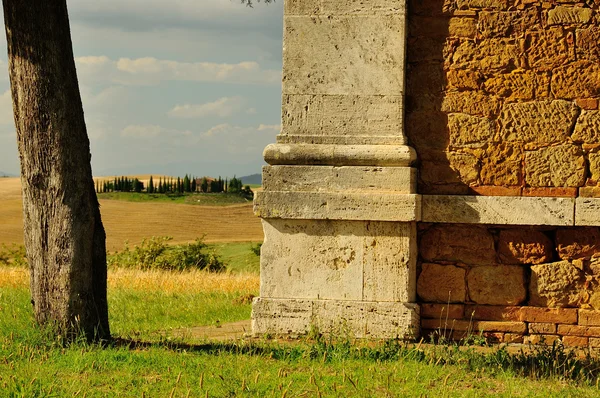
0 177 263 251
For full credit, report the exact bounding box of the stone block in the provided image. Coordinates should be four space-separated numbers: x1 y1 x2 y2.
261 165 416 193
579 310 600 326
525 27 573 71
441 91 502 118
284 0 320 15
469 186 522 196
519 307 578 324
254 191 421 222
283 15 405 96
556 227 600 260
421 195 575 226
529 323 557 334
420 303 465 319
575 198 600 226
529 261 585 307
557 324 600 337
503 333 524 344
572 110 600 144
252 298 420 339
421 319 527 333
281 94 404 140
524 334 561 345
562 336 589 347
259 219 417 302
575 98 599 110
321 0 407 15
579 187 600 198
467 266 527 305
589 153 600 184
576 27 600 62
524 145 586 187
449 17 477 37
497 229 553 265
499 100 579 144
455 0 509 9
419 150 480 187
405 111 449 151
446 69 483 90
478 10 539 38
590 337 600 347
480 144 522 186
448 114 495 148
451 39 520 71
420 224 496 265
547 6 593 25
465 305 521 321
552 61 600 99
485 70 550 101
417 263 466 303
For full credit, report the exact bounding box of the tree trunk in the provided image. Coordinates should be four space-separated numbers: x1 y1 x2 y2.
3 0 110 341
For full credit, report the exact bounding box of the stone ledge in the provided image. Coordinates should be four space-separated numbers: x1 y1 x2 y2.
263 143 417 167
575 197 600 226
252 297 420 339
254 191 421 221
421 195 575 226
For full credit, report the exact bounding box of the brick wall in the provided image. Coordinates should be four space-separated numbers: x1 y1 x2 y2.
406 0 600 195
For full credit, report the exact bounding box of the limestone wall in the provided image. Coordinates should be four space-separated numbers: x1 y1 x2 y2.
406 0 600 195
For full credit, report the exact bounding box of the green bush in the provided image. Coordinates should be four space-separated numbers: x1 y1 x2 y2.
250 243 262 257
108 236 224 272
0 244 27 267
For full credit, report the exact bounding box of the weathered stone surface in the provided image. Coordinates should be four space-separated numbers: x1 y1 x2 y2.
524 145 586 187
422 195 575 226
451 39 520 71
407 36 456 63
283 16 405 96
417 263 466 303
525 27 573 71
529 261 584 307
262 165 416 193
579 310 600 326
252 298 420 339
499 100 579 144
420 303 465 319
589 153 600 184
576 98 599 110
321 0 408 15
449 17 477 38
448 114 495 148
484 70 550 101
497 229 553 265
522 187 578 197
284 0 320 15
519 306 578 323
480 144 522 186
422 318 527 333
552 61 600 99
576 27 600 62
455 0 509 9
441 91 501 118
555 227 600 260
575 198 600 226
446 69 482 90
420 224 495 265
419 151 480 188
281 94 404 139
524 334 561 345
562 336 589 347
405 111 449 152
478 10 539 38
572 110 600 144
557 324 600 337
259 220 416 302
529 323 557 334
547 6 593 25
255 191 421 222
467 266 527 305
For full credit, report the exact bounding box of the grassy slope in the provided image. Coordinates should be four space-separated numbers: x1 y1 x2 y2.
98 191 253 206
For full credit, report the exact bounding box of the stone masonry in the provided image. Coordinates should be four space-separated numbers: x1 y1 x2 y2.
254 0 600 347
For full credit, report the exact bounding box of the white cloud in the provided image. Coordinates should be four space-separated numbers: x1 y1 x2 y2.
168 96 245 119
0 90 14 126
257 124 281 131
75 56 281 87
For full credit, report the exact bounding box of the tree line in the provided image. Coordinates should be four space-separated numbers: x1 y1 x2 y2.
95 175 253 199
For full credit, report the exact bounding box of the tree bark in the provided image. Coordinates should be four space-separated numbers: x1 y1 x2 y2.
3 0 110 341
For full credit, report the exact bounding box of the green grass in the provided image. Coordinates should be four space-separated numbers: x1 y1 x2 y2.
97 191 252 206
209 241 261 274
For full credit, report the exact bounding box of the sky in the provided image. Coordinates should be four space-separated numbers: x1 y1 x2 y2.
0 0 284 178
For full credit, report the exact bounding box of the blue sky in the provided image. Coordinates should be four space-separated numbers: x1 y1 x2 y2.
0 0 284 177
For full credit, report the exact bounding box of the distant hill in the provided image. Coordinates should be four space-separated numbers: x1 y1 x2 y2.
239 173 261 185
0 171 15 178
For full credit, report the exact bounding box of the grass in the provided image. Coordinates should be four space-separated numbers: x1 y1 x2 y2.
97 191 252 206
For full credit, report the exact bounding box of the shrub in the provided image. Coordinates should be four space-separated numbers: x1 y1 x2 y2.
250 243 262 257
0 244 28 267
108 236 224 272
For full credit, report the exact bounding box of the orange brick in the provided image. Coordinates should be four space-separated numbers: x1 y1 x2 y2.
522 187 578 198
464 305 521 321
557 325 600 337
529 322 557 334
524 334 560 345
576 98 599 110
583 143 600 153
420 304 465 319
579 187 600 198
519 307 578 324
503 333 524 344
579 310 600 326
562 336 589 347
421 319 527 333
469 186 522 196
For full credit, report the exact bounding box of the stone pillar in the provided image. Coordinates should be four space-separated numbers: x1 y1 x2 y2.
252 0 420 339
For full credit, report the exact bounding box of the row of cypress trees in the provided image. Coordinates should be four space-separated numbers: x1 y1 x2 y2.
95 175 251 196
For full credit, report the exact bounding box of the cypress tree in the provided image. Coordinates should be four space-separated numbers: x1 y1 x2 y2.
191 177 197 192
148 176 154 194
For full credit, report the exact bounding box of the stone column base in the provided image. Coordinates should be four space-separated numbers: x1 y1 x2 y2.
252 298 420 340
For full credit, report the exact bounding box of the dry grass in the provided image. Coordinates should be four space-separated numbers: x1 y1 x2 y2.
0 266 259 294
0 177 263 251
